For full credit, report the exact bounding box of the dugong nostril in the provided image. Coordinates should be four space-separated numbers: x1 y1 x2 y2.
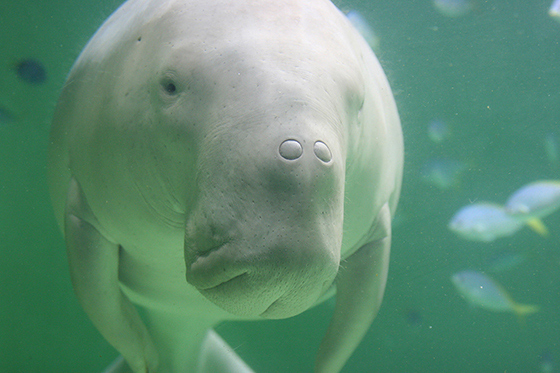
279 139 303 160
313 141 332 163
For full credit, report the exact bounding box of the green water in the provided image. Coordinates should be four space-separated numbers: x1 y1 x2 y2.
1 0 559 372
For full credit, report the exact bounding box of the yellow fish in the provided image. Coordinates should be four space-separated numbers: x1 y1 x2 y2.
451 270 539 319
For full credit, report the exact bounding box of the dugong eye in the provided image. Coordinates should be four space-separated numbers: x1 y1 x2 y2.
164 82 177 94
160 78 179 95
165 82 176 94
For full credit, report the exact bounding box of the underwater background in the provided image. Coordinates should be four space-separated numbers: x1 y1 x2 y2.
1 0 559 371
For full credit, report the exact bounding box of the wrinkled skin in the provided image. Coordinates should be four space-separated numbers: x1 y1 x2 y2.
48 0 403 371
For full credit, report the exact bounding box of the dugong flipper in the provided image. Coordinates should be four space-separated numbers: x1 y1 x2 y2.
48 0 403 372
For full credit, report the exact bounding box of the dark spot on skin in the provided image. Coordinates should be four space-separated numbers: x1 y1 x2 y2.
14 58 47 84
137 36 142 42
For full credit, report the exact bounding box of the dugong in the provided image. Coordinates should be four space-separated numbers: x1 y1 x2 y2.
48 0 403 372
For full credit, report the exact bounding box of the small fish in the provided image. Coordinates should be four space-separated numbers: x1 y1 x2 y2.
433 0 473 17
346 10 380 50
14 58 47 84
427 119 450 144
549 0 560 22
0 105 14 124
485 250 528 273
505 180 560 220
451 270 539 318
420 158 466 190
540 349 554 373
448 202 523 242
404 309 423 327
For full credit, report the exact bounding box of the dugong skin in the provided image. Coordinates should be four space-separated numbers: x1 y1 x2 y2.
48 0 403 372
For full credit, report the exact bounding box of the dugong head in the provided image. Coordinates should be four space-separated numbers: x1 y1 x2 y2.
102 1 368 319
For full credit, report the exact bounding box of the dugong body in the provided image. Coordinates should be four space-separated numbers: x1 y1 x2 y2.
48 0 403 372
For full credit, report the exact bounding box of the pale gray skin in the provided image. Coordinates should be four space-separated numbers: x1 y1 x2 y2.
48 0 403 372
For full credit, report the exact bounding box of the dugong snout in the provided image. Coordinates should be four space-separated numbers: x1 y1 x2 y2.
184 134 344 319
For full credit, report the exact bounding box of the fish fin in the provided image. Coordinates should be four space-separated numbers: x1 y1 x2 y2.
525 218 549 237
513 303 540 326
513 303 539 316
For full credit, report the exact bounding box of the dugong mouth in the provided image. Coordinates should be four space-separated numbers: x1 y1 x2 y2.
184 238 336 319
200 272 248 291
185 243 282 317
186 243 250 290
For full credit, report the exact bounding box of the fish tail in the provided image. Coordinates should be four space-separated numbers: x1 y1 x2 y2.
525 218 549 237
513 303 540 317
513 303 540 326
